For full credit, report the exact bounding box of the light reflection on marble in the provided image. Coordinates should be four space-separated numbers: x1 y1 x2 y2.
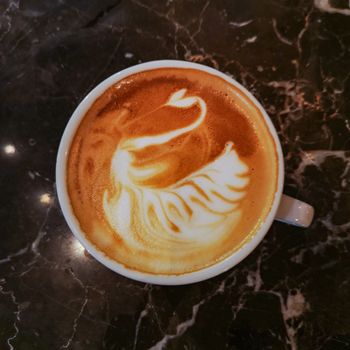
3 144 16 155
39 193 52 205
70 238 86 257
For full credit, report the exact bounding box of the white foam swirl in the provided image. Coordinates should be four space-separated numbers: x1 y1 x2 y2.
103 89 250 252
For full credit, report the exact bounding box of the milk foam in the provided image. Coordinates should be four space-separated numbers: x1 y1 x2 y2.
103 90 250 254
67 68 279 274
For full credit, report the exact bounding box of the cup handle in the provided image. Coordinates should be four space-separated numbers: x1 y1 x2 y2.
275 194 314 228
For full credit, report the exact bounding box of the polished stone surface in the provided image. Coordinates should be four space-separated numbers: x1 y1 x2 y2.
1 0 350 349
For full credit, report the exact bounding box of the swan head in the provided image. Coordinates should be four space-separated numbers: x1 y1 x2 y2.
166 89 198 108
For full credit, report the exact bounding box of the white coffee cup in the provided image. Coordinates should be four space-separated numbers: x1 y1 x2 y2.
56 60 314 285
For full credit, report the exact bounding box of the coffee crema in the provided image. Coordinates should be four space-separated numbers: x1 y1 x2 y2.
67 68 278 275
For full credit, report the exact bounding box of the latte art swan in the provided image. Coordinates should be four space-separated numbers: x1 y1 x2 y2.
67 67 279 274
103 89 250 250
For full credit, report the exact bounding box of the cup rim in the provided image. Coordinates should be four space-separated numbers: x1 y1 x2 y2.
56 59 284 285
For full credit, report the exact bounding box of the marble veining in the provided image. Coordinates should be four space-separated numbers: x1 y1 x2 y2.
1 0 350 349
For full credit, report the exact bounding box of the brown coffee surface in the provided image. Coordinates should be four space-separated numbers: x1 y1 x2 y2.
67 67 278 275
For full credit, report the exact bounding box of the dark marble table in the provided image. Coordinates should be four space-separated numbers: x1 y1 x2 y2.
1 0 350 349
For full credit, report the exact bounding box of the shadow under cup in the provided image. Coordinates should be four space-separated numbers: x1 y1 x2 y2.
56 60 286 285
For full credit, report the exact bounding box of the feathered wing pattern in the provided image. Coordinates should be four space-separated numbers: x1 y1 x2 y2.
103 90 249 248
